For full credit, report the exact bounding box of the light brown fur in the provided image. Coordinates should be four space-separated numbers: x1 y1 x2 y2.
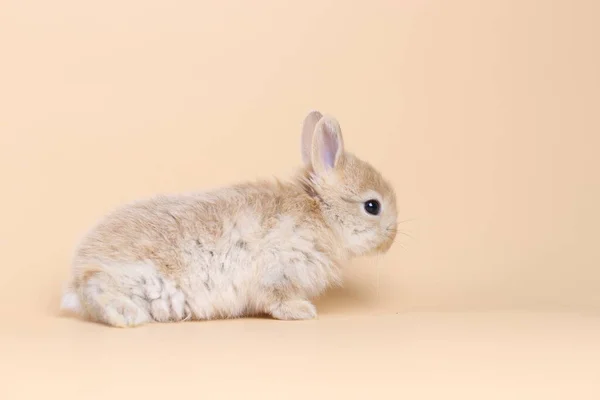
60 111 398 327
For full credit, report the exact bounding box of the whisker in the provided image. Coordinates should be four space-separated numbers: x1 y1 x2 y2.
397 231 414 240
375 254 381 306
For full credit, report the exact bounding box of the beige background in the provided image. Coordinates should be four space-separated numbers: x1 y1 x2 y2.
1 0 599 398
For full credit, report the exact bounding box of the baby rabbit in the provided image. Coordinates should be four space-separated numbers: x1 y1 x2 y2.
60 111 398 327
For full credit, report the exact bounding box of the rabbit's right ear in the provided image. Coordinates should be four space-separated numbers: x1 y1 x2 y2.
301 110 323 166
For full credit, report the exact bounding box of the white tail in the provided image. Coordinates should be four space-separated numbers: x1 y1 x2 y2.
60 287 82 314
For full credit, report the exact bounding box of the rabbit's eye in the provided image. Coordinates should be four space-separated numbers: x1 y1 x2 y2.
364 199 381 216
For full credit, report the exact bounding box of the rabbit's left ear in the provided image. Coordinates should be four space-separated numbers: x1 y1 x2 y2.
301 110 323 166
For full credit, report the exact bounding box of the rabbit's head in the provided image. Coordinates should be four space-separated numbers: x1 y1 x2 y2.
299 111 398 257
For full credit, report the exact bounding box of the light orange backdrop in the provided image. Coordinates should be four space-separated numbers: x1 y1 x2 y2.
1 1 599 398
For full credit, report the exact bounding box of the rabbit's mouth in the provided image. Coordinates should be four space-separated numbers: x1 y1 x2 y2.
376 238 395 254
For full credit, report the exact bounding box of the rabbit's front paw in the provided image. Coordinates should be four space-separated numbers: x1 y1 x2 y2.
270 299 317 321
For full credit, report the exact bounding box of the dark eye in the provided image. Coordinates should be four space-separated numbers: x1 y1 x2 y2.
364 199 381 215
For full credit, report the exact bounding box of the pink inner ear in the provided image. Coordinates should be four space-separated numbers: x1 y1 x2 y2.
321 127 339 168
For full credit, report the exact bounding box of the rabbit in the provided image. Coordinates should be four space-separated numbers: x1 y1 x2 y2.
59 111 398 327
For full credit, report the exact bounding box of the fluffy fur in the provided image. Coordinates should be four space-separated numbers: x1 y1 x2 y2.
60 111 398 327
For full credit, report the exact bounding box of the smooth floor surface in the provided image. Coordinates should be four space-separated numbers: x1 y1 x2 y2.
2 311 600 399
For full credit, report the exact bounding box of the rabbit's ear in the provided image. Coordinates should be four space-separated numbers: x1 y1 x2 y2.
311 115 345 174
301 110 323 165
